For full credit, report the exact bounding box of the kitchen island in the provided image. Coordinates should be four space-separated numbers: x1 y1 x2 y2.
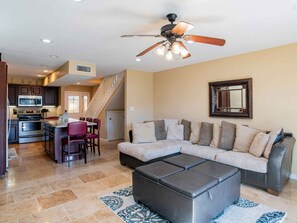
42 118 96 163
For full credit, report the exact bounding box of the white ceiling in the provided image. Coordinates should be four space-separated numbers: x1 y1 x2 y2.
1 0 297 81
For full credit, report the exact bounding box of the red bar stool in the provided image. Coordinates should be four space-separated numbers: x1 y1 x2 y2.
86 118 101 156
61 122 87 167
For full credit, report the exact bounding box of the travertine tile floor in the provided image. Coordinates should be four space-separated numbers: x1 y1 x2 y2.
0 141 296 222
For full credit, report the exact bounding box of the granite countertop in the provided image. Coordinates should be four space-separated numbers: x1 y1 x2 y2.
44 118 96 128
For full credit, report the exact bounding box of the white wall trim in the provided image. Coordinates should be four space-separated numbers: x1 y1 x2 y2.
290 173 297 180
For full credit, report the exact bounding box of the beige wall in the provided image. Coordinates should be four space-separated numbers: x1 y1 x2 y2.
153 43 297 176
125 70 153 141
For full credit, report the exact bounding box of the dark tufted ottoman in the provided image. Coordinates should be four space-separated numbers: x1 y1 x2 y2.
133 154 241 223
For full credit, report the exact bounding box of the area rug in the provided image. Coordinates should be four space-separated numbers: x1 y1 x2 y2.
99 186 286 223
8 148 18 160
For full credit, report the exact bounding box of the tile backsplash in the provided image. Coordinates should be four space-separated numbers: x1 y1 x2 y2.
9 106 58 119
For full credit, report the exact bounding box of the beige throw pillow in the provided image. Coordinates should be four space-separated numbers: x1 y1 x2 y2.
233 125 260 152
263 128 282 158
210 123 221 148
189 122 201 144
249 132 270 157
132 122 156 144
167 125 184 141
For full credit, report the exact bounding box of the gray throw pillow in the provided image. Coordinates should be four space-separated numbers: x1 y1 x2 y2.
198 122 213 146
218 121 236 150
144 120 166 140
181 119 191 141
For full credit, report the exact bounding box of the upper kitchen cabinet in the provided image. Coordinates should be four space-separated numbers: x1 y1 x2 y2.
43 87 59 106
19 85 43 95
8 84 18 106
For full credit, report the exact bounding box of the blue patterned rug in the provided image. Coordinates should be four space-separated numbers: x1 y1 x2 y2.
99 186 286 223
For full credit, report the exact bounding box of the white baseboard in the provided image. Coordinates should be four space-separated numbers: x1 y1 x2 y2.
290 173 297 180
100 137 108 142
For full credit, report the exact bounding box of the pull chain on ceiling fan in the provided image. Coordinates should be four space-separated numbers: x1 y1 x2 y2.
121 13 226 61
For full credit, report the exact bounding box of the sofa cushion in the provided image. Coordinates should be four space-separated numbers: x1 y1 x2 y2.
263 128 282 158
189 122 201 144
167 125 184 141
132 122 156 144
164 119 179 131
233 125 260 153
181 119 191 141
215 151 268 173
181 145 227 161
249 132 270 157
218 121 236 150
210 123 221 148
144 120 167 140
198 122 213 146
118 140 191 162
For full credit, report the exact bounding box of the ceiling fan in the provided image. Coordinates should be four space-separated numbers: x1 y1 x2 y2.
121 13 226 60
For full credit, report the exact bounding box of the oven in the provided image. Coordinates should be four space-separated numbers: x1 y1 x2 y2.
18 114 44 143
18 95 42 107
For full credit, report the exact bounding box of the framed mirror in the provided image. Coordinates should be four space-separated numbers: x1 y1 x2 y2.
209 78 253 118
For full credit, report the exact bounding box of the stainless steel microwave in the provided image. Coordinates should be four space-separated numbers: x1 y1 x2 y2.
18 95 43 107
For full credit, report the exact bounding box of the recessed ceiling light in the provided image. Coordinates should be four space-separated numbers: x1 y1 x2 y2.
76 82 80 85
43 70 49 73
40 38 52 44
37 74 46 77
49 55 59 58
136 57 141 62
72 0 84 2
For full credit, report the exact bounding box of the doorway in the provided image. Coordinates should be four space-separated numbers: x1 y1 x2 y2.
64 91 90 119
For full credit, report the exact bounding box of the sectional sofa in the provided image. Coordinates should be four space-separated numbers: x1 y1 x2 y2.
118 119 296 195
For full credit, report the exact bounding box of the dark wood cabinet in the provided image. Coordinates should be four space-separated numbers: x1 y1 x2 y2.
18 85 42 95
8 120 19 144
43 123 55 160
8 84 18 106
43 87 59 106
0 62 7 176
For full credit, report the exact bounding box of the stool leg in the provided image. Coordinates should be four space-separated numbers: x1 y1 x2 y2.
84 142 87 164
62 144 64 163
98 134 101 156
67 141 70 167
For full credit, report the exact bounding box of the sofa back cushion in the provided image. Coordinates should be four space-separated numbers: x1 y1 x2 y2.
218 121 236 150
210 123 221 148
164 119 180 132
181 119 191 141
198 122 213 146
249 132 270 157
263 128 283 158
144 120 167 140
167 124 184 141
132 122 157 144
189 122 201 144
233 125 260 153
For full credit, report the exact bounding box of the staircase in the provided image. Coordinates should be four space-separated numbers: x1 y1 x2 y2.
83 72 125 119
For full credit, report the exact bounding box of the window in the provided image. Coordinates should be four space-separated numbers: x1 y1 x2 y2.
68 96 79 113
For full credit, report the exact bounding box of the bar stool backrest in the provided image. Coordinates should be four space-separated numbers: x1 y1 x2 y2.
92 118 101 130
86 117 93 122
79 117 86 121
68 122 87 137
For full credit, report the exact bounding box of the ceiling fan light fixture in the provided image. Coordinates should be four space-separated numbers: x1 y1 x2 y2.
180 48 190 58
155 45 166 56
165 50 174 61
135 57 141 62
171 42 182 54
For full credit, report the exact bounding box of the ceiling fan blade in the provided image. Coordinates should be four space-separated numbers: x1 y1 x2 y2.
121 34 162 38
172 21 194 35
177 42 191 59
184 35 226 46
136 40 166 57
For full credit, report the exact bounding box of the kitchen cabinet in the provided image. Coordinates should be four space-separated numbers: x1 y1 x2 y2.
43 87 59 106
19 85 43 95
43 122 56 161
8 84 18 106
0 62 7 176
8 120 19 144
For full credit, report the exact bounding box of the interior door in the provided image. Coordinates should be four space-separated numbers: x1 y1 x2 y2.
64 91 90 119
107 111 124 140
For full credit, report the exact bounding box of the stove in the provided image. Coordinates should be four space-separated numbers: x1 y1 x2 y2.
18 114 43 143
